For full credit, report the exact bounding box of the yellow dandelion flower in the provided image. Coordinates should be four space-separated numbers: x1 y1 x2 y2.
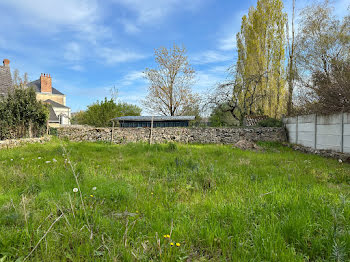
167 234 170 238
170 242 174 246
136 210 139 213
163 235 167 238
176 243 180 247
151 192 154 195
90 195 94 197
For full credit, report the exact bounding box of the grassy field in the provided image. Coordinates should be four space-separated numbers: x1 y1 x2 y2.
0 139 349 261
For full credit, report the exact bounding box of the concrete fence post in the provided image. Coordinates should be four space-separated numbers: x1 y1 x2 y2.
341 112 344 153
296 115 299 144
314 114 317 149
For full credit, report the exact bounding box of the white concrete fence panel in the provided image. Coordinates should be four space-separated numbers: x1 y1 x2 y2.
284 113 350 153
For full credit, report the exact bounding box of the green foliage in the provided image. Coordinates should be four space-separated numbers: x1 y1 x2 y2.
0 141 349 261
74 98 142 127
0 87 48 140
257 117 283 127
209 104 238 127
70 111 85 125
166 142 177 152
49 127 58 136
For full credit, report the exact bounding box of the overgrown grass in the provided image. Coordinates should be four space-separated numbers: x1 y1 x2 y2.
0 139 349 261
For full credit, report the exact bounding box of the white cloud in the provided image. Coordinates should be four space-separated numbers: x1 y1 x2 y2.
120 19 141 34
113 0 202 32
1 0 98 28
195 71 225 93
192 50 232 65
208 65 231 74
98 48 146 65
120 71 145 85
69 65 85 72
0 0 103 44
219 35 237 51
64 42 82 62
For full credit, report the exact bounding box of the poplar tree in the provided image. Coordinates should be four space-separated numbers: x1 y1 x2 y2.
235 0 287 118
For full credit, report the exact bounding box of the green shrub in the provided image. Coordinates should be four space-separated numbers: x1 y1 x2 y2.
257 117 283 127
49 127 58 136
166 142 178 152
74 98 142 127
0 87 48 140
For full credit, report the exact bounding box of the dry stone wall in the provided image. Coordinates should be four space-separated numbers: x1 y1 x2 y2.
56 126 287 144
0 136 51 149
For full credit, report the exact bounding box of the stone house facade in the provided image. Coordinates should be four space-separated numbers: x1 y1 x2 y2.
28 73 71 126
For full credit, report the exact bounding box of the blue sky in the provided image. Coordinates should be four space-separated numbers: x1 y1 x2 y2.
0 0 348 113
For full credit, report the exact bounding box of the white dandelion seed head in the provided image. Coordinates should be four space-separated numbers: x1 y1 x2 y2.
73 188 78 193
21 158 24 160
52 158 57 162
339 159 343 163
45 161 51 164
10 159 13 161
38 157 41 159
92 187 97 191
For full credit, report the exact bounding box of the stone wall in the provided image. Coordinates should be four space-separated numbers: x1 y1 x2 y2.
0 136 51 149
56 126 287 144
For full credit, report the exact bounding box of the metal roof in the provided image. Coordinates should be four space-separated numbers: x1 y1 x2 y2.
113 116 196 122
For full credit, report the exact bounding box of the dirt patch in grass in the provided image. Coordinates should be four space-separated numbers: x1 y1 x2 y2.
234 140 262 151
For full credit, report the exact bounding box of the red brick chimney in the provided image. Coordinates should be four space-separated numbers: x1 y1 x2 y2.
3 59 10 67
40 73 52 93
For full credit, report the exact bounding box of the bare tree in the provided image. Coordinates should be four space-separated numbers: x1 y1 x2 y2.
296 1 350 85
12 69 29 89
142 44 198 116
294 1 350 114
296 60 350 115
207 68 268 125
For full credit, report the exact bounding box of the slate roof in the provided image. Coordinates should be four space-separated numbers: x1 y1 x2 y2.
48 106 60 123
0 65 12 97
113 116 196 122
44 99 69 109
27 79 64 95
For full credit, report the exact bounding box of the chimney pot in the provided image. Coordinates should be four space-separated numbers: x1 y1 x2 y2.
3 59 10 67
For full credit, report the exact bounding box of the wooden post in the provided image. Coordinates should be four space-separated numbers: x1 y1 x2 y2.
111 120 115 144
150 116 154 145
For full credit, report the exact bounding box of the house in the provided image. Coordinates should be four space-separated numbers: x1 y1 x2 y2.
0 59 12 99
27 73 71 126
0 58 71 127
113 116 195 127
